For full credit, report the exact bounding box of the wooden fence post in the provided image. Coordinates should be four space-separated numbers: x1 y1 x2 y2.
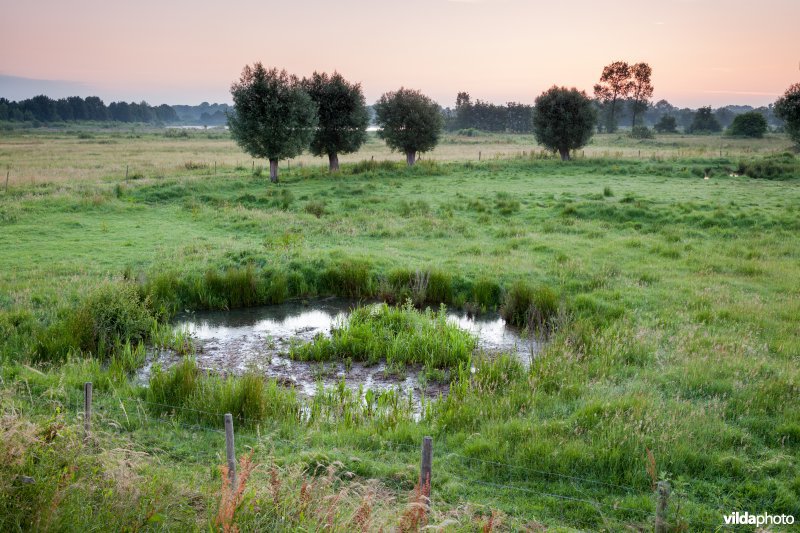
478 151 481 161
224 413 237 490
5 170 9 193
83 382 92 441
125 165 129 181
655 480 670 533
420 436 433 509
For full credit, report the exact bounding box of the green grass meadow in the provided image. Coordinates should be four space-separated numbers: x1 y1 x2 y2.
1 129 799 531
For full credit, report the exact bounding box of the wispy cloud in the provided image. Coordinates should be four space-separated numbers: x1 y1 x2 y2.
703 90 781 96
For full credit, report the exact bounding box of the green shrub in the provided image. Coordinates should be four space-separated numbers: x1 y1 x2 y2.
67 282 155 357
728 111 768 138
654 115 677 133
630 125 654 139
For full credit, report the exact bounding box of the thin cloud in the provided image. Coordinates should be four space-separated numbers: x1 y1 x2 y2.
703 90 781 96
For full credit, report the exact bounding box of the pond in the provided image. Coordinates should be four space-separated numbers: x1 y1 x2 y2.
139 298 542 405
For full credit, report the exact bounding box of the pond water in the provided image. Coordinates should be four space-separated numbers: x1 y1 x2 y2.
139 298 541 404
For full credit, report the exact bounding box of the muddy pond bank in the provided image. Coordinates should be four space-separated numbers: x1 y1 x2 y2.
139 298 542 407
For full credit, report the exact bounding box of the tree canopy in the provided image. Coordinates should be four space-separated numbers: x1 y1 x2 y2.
775 83 800 144
689 106 722 133
654 115 677 133
374 88 443 166
303 71 369 171
728 111 768 138
532 86 596 161
629 63 654 127
593 61 632 133
228 63 318 182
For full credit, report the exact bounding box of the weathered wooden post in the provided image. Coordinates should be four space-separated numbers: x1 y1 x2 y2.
125 165 129 181
83 382 92 441
420 436 433 510
655 480 670 533
478 151 481 161
224 413 237 490
214 161 217 175
5 170 9 193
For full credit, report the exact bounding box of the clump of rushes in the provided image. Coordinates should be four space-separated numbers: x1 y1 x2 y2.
146 358 300 425
290 302 476 369
500 281 560 332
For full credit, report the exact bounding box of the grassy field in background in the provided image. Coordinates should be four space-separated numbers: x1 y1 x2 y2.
1 128 799 531
0 127 793 186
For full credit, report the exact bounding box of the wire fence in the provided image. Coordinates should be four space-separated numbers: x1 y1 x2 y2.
5 381 736 531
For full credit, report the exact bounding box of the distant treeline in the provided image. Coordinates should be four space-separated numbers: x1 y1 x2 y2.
172 102 230 125
0 95 179 124
442 92 783 133
0 93 786 133
443 93 534 133
603 98 782 132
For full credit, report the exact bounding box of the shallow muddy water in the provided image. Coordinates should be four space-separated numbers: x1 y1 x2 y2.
139 298 541 406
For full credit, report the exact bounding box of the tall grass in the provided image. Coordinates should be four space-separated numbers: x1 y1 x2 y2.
146 358 300 425
500 280 560 332
291 302 476 369
33 282 155 362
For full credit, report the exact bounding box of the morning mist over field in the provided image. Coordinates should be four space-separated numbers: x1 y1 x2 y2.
1 0 797 107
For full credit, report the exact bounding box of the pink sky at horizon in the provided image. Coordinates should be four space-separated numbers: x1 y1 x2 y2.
1 0 797 108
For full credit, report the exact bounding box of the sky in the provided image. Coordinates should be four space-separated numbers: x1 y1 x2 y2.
0 0 797 108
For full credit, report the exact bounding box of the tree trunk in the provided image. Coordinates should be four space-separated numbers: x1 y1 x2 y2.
559 148 570 161
609 95 618 133
631 98 638 128
406 150 416 166
328 152 339 172
269 159 279 183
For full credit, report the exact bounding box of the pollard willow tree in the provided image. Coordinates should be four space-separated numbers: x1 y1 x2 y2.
303 72 369 172
374 88 443 166
228 63 318 183
532 86 596 161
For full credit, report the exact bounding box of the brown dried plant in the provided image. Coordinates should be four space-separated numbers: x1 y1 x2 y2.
398 478 430 532
646 448 658 491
